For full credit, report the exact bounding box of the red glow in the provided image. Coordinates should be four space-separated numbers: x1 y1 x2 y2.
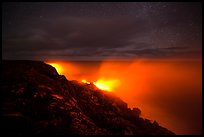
45 62 64 74
81 79 120 92
51 94 63 100
81 79 90 84
45 58 202 134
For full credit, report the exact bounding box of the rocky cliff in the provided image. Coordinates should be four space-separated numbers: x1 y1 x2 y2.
1 60 175 135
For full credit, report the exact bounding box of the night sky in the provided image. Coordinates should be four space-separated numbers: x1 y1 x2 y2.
2 2 202 60
2 2 202 135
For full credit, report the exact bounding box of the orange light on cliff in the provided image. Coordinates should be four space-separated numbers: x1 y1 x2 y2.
81 79 90 84
47 63 63 74
44 59 202 134
93 79 120 92
81 78 120 92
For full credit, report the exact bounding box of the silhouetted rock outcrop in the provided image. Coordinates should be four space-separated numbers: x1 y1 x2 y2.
1 60 175 135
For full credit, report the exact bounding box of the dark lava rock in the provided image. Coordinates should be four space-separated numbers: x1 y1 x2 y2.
1 60 175 135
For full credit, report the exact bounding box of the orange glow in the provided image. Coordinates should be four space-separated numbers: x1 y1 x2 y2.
45 58 202 134
81 78 120 92
46 62 63 74
93 79 120 92
81 79 90 84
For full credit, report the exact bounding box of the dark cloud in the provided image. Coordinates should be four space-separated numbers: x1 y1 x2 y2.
2 2 202 60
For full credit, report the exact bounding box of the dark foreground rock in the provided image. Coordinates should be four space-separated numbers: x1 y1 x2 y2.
1 60 175 135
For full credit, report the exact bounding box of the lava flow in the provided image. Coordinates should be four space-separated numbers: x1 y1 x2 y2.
46 62 64 74
81 79 120 92
81 79 90 84
46 61 120 92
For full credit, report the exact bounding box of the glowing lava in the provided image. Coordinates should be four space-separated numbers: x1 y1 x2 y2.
81 79 120 92
93 80 111 91
81 79 90 84
46 62 63 74
46 61 120 92
94 79 120 92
